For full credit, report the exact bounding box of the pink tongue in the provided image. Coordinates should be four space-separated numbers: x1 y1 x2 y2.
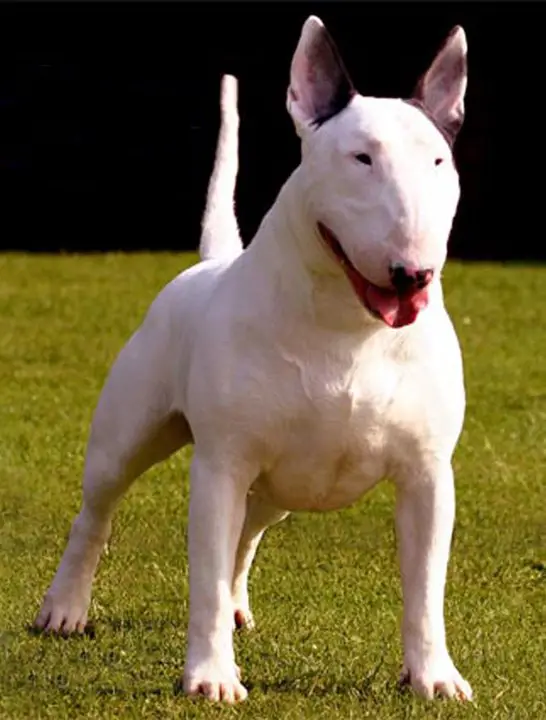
336 250 430 329
365 284 429 328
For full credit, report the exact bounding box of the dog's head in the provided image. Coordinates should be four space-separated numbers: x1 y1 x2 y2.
287 16 467 328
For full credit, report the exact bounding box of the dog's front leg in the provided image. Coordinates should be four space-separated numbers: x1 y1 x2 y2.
182 454 250 704
395 462 473 701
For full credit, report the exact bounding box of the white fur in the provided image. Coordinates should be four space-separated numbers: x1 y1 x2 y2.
200 74 242 261
35 16 472 704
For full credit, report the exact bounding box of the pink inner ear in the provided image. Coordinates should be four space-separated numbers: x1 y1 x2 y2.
433 49 464 91
414 36 466 138
289 21 354 126
290 51 317 119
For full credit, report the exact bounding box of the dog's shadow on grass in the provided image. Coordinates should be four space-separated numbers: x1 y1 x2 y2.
244 656 397 701
94 686 165 700
26 618 407 703
101 616 180 634
245 674 406 701
24 622 409 704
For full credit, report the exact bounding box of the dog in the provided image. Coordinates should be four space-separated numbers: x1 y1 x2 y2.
34 15 473 704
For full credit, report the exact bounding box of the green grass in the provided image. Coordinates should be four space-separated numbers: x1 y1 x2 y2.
0 253 545 719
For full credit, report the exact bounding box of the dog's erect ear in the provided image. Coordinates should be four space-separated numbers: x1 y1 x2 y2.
287 16 354 136
413 26 468 144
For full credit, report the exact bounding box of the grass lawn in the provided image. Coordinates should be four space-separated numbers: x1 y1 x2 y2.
0 253 544 719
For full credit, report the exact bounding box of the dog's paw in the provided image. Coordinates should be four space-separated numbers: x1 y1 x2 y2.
182 661 248 704
400 652 473 701
234 606 255 631
33 591 90 636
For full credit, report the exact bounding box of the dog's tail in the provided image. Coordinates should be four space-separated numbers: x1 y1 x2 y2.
199 74 243 262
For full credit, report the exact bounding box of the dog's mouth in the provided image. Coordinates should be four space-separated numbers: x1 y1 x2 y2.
317 223 429 329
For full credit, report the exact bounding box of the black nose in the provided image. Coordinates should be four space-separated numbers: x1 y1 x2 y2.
389 264 434 293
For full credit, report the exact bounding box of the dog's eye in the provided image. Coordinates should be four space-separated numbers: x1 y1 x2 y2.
435 158 444 166
355 153 372 166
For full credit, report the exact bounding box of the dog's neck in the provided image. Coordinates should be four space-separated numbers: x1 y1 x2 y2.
247 168 423 336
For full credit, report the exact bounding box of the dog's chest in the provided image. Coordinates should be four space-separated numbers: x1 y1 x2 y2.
253 342 400 512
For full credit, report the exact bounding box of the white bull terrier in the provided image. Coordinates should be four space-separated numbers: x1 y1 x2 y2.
35 16 473 704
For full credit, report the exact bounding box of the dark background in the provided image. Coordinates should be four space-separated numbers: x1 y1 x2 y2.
0 1 542 260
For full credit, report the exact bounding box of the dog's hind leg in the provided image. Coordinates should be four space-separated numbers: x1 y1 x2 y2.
232 492 289 630
34 323 190 635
